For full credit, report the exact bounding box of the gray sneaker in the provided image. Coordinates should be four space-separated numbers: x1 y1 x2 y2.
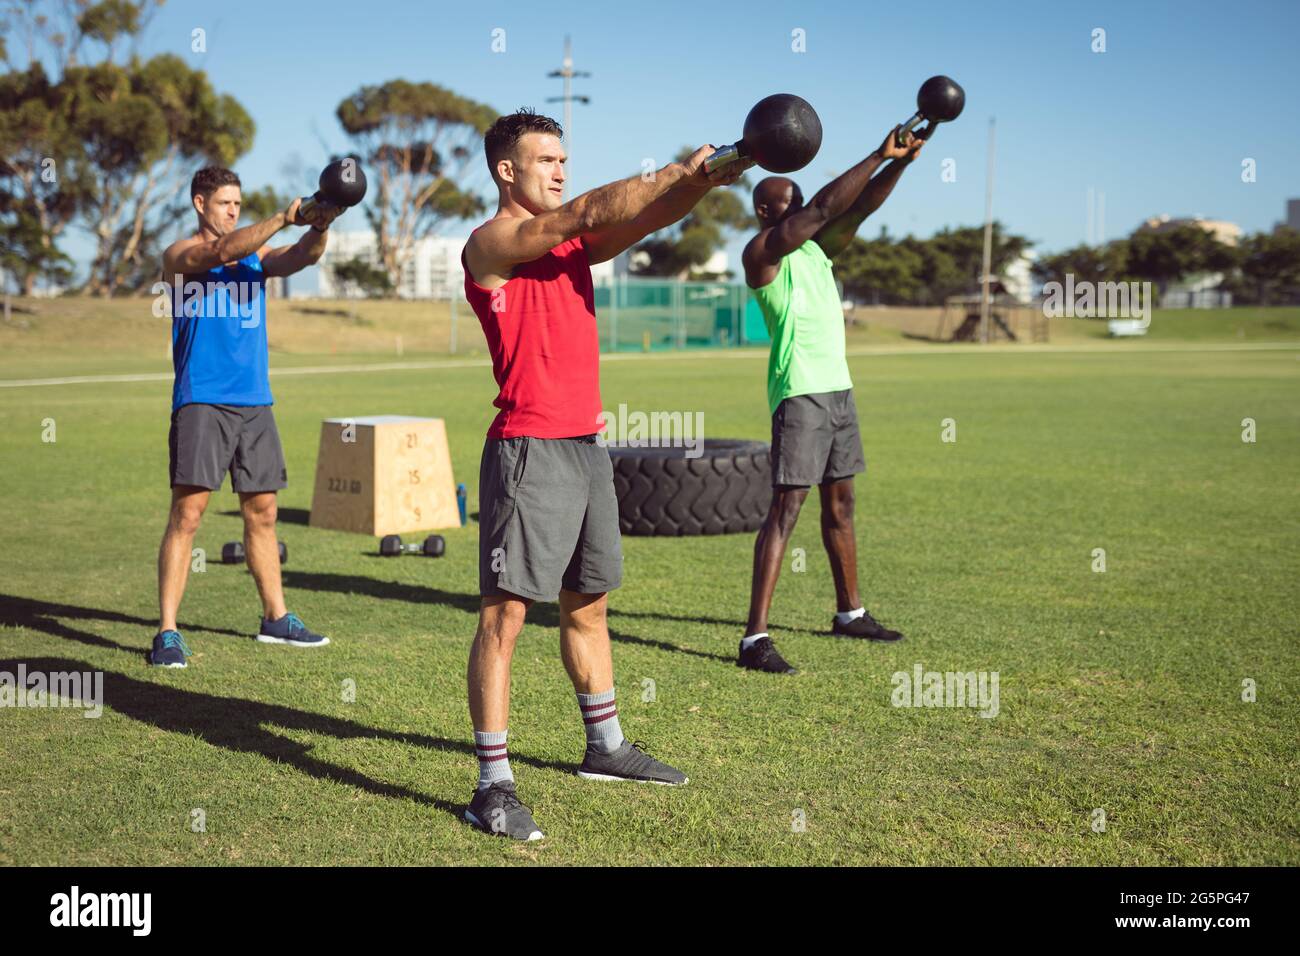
464 782 544 841
578 740 688 786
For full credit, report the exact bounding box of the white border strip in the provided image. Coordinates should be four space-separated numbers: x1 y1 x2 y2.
1 341 1296 389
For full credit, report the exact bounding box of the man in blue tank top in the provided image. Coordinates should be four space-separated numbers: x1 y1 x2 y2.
151 166 340 668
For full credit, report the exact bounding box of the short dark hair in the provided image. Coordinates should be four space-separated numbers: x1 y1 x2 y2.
484 108 563 180
190 166 241 201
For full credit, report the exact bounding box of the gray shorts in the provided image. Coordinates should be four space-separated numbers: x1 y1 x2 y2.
168 403 287 493
478 435 623 602
770 389 866 487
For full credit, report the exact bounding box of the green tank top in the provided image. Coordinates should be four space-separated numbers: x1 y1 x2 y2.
750 239 853 414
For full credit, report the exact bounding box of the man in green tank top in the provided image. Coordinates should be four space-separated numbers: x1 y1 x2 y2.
737 122 931 674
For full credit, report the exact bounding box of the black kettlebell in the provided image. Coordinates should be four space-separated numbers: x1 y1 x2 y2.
299 157 368 222
897 76 965 146
705 93 823 175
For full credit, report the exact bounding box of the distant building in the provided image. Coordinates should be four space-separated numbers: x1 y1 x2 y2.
318 231 633 298
1001 250 1038 303
317 232 470 300
1161 277 1232 309
1134 215 1242 308
1139 214 1242 246
1286 199 1300 232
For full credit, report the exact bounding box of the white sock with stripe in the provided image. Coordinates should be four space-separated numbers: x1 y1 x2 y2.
474 729 513 790
577 688 625 755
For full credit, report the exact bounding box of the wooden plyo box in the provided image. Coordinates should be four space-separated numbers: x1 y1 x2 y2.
309 416 459 536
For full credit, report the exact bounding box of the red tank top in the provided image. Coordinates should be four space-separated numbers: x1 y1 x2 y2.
462 232 603 439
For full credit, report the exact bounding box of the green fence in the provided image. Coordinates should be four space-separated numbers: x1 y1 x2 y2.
593 278 770 351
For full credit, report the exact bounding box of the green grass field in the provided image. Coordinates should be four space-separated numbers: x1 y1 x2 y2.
4 297 1300 379
1 306 1298 865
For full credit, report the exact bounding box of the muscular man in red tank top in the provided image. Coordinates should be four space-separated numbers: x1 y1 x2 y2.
459 109 749 840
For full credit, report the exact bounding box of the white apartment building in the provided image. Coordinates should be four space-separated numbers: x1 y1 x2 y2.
318 231 634 298
1138 214 1243 308
1002 249 1038 303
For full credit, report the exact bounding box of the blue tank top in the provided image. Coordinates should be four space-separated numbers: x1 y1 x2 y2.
171 252 272 410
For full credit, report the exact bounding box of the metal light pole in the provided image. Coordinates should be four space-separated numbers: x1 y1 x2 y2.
547 35 590 200
979 116 996 344
1086 186 1107 246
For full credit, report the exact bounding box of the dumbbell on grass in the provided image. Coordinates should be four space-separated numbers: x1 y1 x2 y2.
379 534 445 558
222 541 287 564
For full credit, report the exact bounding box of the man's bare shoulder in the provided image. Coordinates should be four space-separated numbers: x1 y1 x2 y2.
743 232 780 273
467 215 523 247
742 228 784 289
466 214 539 285
742 228 776 263
162 234 204 272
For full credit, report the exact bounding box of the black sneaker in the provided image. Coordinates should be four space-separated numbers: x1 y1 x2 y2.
832 610 904 642
737 636 797 674
464 781 544 841
256 612 330 648
578 740 688 786
150 629 192 668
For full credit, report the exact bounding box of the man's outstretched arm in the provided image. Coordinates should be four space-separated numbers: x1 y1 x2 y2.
465 145 724 283
582 157 753 265
813 125 932 259
163 199 305 278
260 203 343 277
744 126 914 276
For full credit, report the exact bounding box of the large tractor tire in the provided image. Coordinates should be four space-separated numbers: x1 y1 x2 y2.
608 439 772 536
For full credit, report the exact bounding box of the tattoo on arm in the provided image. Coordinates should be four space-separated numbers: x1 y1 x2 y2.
468 163 691 279
583 181 712 265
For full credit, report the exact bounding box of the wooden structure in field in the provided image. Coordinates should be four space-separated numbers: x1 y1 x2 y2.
309 416 459 536
937 289 1049 343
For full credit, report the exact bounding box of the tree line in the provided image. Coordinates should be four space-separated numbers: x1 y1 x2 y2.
1031 224 1300 307
1 0 494 298
825 221 1300 308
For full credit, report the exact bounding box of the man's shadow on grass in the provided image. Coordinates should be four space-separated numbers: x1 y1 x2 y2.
280 570 734 662
0 655 570 820
0 594 246 658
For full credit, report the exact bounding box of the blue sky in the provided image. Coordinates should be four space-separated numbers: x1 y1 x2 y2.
58 0 1300 284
